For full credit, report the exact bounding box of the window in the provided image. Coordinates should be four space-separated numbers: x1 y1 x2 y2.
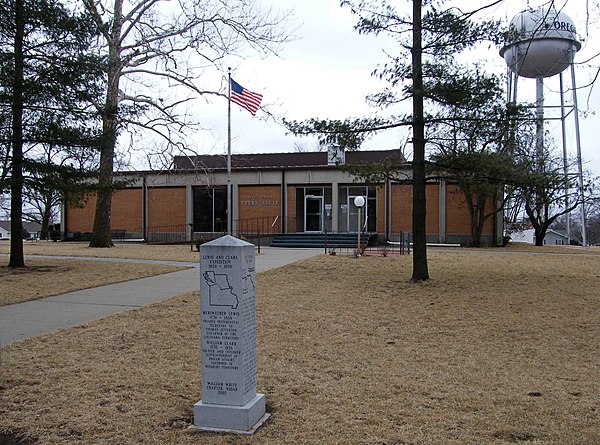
338 186 377 232
294 187 332 232
193 187 227 232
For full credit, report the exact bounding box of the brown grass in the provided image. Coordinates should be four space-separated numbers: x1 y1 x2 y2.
1 247 598 444
0 258 186 306
0 240 200 263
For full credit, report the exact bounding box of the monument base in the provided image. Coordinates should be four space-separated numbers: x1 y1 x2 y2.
193 393 268 434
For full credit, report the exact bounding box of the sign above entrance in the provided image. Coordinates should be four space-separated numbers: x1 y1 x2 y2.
240 192 279 207
241 199 279 206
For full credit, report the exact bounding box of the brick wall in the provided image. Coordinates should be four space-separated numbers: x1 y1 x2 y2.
66 196 97 233
376 185 386 233
390 183 439 234
66 180 496 241
112 189 144 231
237 185 282 233
66 188 143 233
287 185 296 233
147 187 186 229
445 184 493 235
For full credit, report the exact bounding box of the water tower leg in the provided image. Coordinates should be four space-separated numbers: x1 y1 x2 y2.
510 72 519 103
535 77 544 161
559 73 571 245
570 64 588 246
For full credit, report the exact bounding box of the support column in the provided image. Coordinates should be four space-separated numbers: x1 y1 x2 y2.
186 184 193 242
281 170 287 234
535 77 544 161
385 179 391 240
143 180 149 242
571 64 587 246
559 73 571 245
438 180 446 244
331 181 339 233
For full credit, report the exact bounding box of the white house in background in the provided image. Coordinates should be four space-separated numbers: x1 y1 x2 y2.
510 227 570 245
543 229 570 245
0 220 10 239
23 222 42 239
0 221 43 240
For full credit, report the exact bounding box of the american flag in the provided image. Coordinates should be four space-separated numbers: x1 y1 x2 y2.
230 79 263 116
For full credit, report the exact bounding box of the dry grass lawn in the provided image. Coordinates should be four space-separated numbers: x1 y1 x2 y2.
0 258 186 306
0 240 200 263
1 245 599 444
0 241 192 306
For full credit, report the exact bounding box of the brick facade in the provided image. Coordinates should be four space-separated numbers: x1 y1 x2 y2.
147 187 186 230
445 184 494 235
66 188 143 233
63 151 500 246
390 183 440 234
286 185 296 233
237 185 282 233
376 185 386 234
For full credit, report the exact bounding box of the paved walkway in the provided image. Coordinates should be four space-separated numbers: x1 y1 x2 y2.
0 247 323 347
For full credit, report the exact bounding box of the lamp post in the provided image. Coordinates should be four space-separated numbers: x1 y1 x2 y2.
354 196 365 254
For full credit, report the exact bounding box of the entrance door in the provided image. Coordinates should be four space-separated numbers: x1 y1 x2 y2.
347 196 365 233
304 195 324 232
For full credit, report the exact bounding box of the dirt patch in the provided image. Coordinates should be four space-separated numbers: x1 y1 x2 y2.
0 429 37 445
0 258 186 306
0 250 598 444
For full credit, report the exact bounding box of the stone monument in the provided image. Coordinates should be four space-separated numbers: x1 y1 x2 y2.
193 235 268 433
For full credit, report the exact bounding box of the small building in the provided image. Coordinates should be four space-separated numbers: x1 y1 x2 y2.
541 229 569 245
0 220 10 239
63 150 503 246
510 227 570 245
0 221 42 240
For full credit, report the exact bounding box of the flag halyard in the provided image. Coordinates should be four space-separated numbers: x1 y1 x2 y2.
230 79 263 116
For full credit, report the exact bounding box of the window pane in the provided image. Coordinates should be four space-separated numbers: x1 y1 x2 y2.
213 188 227 232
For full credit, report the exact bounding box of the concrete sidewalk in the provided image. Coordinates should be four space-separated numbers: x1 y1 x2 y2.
0 247 322 346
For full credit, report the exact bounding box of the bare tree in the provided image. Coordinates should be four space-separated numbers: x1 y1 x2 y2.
515 141 595 246
21 139 99 238
82 0 291 247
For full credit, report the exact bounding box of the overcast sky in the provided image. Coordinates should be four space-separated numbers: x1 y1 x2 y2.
150 0 600 175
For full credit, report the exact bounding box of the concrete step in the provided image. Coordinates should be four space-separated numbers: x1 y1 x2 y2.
270 233 373 248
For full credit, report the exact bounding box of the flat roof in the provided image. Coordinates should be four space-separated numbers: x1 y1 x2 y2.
173 150 406 171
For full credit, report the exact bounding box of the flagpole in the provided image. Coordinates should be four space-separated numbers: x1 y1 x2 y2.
227 68 232 235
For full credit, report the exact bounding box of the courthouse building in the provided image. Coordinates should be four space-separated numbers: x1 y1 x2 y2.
63 149 503 246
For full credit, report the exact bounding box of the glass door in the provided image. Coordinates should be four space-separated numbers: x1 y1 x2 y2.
347 195 366 233
304 195 324 232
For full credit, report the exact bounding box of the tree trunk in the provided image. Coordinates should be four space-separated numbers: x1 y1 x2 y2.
474 197 487 248
534 220 550 246
525 199 546 246
89 142 115 247
410 0 429 281
89 1 123 248
40 194 52 240
9 0 25 268
534 234 544 246
464 189 478 247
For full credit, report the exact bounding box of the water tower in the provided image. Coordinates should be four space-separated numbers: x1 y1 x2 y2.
500 5 587 245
